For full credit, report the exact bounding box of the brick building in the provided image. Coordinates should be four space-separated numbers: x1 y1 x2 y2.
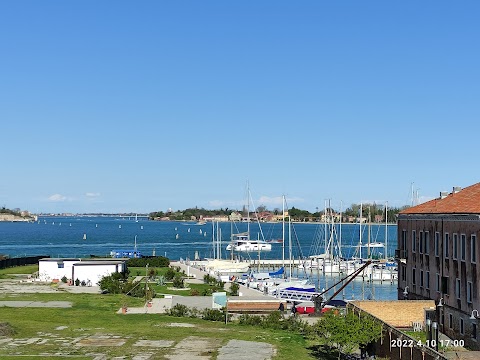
397 183 480 349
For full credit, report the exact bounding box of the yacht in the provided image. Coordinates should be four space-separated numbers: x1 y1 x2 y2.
226 232 272 252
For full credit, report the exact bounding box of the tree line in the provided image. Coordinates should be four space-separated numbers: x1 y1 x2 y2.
150 203 409 223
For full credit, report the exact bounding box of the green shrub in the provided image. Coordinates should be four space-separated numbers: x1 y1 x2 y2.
74 278 80 286
61 275 68 283
148 268 157 279
98 273 125 294
165 268 176 280
262 311 283 329
202 308 225 322
229 282 240 296
167 304 190 317
201 288 213 296
238 314 263 326
190 289 200 296
127 256 170 268
172 274 184 288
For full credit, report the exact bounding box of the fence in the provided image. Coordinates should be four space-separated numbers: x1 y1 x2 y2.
0 256 49 270
348 303 448 360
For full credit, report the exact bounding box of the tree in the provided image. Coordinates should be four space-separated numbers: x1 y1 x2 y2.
256 205 267 213
311 310 382 360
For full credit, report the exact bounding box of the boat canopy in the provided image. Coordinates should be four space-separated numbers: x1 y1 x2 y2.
269 267 284 276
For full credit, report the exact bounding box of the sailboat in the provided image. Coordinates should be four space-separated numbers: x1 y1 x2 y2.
345 203 397 282
206 221 250 275
225 184 272 253
302 200 348 274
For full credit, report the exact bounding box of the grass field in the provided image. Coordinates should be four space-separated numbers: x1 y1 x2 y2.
0 266 316 359
0 264 38 278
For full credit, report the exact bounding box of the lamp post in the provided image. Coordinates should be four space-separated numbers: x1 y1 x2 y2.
436 297 444 333
471 310 479 341
432 321 438 351
470 309 479 320
426 318 432 346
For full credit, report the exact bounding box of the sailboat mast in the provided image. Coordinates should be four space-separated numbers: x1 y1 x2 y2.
329 199 333 258
282 195 285 272
288 210 292 280
324 200 328 256
230 221 234 260
385 202 388 260
367 206 371 259
246 182 250 238
212 221 216 259
359 203 363 259
339 201 343 258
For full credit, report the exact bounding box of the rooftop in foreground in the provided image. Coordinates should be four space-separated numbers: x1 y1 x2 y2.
400 183 480 215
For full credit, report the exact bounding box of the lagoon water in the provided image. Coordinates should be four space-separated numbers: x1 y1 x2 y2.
0 216 399 300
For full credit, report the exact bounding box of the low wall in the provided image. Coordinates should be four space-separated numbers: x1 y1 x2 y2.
227 299 285 313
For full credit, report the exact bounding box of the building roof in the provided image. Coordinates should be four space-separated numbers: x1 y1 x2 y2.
351 300 435 328
400 182 480 215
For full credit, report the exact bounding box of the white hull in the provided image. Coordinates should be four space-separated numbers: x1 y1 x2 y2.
205 260 250 274
226 241 272 252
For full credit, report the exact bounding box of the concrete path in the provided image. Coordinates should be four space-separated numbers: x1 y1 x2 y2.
0 301 72 308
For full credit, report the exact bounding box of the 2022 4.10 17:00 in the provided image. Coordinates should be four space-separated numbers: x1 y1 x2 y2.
391 339 464 348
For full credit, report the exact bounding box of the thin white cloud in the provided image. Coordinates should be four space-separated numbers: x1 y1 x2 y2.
47 194 68 202
85 192 101 198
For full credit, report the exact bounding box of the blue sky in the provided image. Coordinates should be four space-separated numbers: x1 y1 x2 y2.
1 1 479 214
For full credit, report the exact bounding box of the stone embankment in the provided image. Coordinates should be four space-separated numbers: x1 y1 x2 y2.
0 214 35 222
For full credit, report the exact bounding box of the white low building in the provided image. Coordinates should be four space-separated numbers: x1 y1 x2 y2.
38 258 127 285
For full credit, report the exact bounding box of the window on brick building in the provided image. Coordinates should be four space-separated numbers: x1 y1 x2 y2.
425 231 430 253
460 318 465 335
444 233 449 258
420 232 424 254
467 281 473 304
461 234 466 261
472 323 477 340
453 233 458 260
412 230 416 252
412 268 416 285
449 314 453 329
472 235 477 264
456 278 461 299
426 271 430 289
420 270 424 287
435 232 440 257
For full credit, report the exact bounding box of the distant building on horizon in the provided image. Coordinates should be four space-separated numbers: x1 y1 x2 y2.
397 182 480 349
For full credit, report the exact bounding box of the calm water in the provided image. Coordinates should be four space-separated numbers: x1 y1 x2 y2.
0 216 399 300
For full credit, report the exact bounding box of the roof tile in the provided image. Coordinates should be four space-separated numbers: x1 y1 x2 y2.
401 182 480 214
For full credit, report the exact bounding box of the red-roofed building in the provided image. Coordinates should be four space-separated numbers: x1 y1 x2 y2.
397 183 480 349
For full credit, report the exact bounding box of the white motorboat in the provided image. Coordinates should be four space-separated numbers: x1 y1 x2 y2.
226 232 272 252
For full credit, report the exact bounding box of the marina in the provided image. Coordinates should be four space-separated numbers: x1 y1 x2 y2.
0 215 399 301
